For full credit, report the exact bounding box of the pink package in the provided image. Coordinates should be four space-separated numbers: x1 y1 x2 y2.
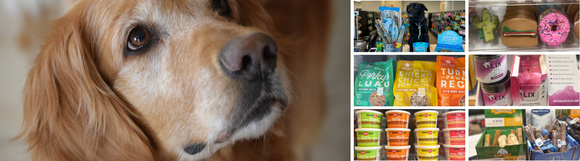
510 55 548 106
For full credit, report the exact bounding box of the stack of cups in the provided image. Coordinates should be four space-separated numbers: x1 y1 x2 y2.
441 111 466 161
473 55 512 106
414 110 440 161
355 110 383 161
384 110 411 161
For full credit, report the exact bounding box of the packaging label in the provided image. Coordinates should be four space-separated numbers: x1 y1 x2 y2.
546 55 580 106
356 149 379 160
386 148 409 160
445 112 466 128
447 147 466 160
356 131 380 147
447 130 466 145
416 112 438 128
387 131 410 146
482 89 513 106
474 55 507 83
386 112 410 128
358 112 382 128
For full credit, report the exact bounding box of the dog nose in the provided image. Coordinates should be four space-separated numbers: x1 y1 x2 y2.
219 33 278 80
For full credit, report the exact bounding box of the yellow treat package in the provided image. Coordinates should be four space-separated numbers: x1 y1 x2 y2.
394 60 438 106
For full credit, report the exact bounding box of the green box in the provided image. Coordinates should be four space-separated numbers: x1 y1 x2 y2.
475 109 528 160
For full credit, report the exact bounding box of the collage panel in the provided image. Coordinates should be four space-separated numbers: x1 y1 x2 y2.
353 109 466 160
354 55 467 107
468 109 580 160
468 0 580 52
468 54 580 106
354 0 466 52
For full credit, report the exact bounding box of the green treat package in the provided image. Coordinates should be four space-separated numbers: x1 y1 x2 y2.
354 59 395 106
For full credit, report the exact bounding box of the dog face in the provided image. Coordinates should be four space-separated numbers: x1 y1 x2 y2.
406 3 427 23
26 0 291 160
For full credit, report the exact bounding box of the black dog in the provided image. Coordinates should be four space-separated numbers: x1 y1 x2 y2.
406 3 429 52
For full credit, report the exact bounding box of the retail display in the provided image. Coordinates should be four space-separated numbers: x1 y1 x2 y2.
523 117 578 160
470 55 579 106
354 60 395 106
354 109 465 160
436 56 466 106
434 30 465 52
469 1 580 51
473 8 500 42
394 60 437 106
475 109 527 160
354 2 465 52
355 55 467 106
377 6 405 51
428 11 466 37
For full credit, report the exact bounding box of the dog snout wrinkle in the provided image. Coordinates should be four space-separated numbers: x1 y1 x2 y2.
219 33 278 80
184 143 206 155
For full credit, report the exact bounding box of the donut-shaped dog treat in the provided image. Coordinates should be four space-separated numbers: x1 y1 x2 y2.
538 11 570 46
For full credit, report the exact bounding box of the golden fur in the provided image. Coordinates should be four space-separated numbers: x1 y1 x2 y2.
16 0 330 160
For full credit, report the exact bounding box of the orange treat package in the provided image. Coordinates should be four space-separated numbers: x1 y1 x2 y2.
436 56 466 106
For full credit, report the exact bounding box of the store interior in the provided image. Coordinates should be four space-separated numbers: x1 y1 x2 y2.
468 55 580 106
469 1 580 52
354 55 466 106
354 1 466 52
354 109 466 160
468 109 580 160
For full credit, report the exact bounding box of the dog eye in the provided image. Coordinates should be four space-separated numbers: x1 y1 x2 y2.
212 0 231 17
127 27 150 51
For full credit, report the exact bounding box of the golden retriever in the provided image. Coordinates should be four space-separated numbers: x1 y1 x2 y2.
16 0 330 160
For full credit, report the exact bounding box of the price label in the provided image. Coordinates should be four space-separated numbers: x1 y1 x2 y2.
535 138 544 147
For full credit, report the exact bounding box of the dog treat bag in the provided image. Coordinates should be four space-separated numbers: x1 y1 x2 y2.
436 56 466 106
394 60 437 106
354 59 395 106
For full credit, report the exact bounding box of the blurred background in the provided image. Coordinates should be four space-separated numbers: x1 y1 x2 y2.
0 0 350 160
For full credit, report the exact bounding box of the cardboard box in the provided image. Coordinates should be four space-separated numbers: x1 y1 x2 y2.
526 133 579 160
546 55 580 106
476 109 527 160
510 55 548 106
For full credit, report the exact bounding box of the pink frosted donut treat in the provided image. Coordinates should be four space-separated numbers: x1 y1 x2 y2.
538 9 570 46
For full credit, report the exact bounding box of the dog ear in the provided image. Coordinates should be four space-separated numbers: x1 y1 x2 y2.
15 5 154 161
421 4 428 12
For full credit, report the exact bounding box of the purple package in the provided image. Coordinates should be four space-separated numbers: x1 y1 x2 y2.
474 55 507 84
481 71 512 106
510 55 547 106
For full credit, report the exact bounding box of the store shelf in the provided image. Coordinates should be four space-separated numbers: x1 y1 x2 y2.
468 2 580 52
469 0 579 7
